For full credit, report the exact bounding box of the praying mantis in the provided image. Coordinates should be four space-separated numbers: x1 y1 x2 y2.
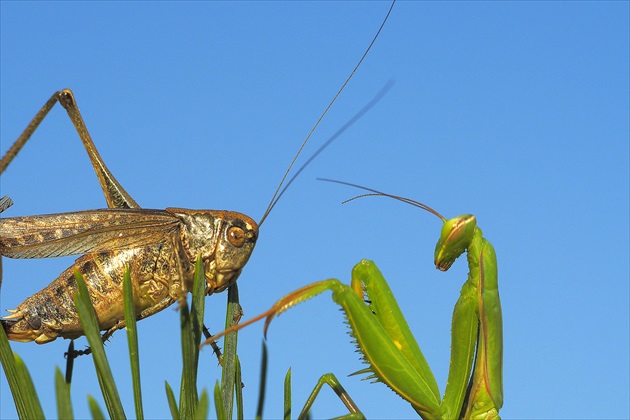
207 181 503 419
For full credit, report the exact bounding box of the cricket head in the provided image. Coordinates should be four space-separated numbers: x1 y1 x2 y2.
209 212 259 293
434 214 476 271
168 209 259 294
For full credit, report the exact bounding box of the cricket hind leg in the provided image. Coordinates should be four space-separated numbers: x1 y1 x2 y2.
63 323 120 384
63 324 118 366
65 319 120 355
63 312 138 384
0 89 138 209
65 340 77 383
63 293 176 361
63 294 223 356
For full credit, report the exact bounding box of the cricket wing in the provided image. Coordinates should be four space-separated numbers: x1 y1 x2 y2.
0 208 181 258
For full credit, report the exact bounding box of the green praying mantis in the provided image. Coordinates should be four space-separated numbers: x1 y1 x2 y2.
206 181 503 419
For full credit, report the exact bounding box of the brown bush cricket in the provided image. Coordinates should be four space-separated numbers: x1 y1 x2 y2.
0 4 394 354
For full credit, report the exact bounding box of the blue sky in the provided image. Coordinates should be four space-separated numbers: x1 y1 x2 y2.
1 2 628 419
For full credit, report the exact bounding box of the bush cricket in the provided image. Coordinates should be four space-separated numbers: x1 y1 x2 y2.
0 4 395 353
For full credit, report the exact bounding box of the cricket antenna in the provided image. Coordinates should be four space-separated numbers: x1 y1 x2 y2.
258 1 396 227
318 178 447 222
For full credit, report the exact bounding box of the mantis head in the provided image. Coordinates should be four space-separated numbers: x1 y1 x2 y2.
434 215 476 271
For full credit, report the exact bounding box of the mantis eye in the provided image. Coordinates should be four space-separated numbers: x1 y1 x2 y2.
227 226 246 247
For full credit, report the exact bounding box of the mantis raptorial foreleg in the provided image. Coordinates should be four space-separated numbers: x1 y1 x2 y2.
205 187 503 419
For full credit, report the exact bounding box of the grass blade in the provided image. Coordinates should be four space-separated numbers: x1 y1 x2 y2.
179 256 205 418
221 283 241 418
179 294 195 418
164 381 178 419
214 381 226 420
55 366 74 419
234 356 244 420
284 368 291 420
194 388 209 420
14 353 45 419
0 324 42 419
123 269 144 420
87 395 106 420
256 341 268 420
74 271 126 419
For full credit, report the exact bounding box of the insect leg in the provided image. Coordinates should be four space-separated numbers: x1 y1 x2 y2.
0 89 138 209
65 340 76 383
202 325 223 362
56 92 229 357
298 373 363 419
0 94 57 174
74 292 179 359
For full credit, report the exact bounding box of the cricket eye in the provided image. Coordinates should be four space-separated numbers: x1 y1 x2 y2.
227 226 246 247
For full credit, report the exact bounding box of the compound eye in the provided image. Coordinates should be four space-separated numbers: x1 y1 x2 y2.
227 226 246 247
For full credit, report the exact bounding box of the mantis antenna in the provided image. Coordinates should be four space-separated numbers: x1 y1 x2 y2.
318 178 446 222
258 1 396 227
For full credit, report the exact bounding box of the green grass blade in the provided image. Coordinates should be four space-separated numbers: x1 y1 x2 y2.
55 367 74 419
194 388 209 420
164 381 178 420
255 341 268 420
234 356 244 420
179 294 195 418
87 395 106 420
221 283 240 419
179 256 205 418
214 381 226 420
74 271 126 419
190 257 206 351
284 368 291 420
123 269 144 420
0 324 41 419
14 353 45 419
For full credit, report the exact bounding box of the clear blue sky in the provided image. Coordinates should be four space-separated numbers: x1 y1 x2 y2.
1 2 628 419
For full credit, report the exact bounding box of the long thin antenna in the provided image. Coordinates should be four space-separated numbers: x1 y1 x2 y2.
267 80 394 215
258 1 396 227
318 178 446 222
